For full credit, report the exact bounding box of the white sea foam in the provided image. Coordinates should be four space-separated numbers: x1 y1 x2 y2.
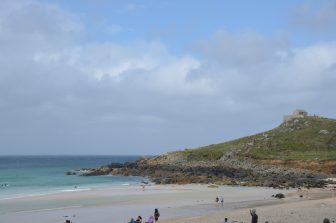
0 187 92 201
61 188 91 192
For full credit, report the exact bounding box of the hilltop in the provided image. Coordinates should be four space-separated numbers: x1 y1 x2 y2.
154 115 336 173
82 112 336 188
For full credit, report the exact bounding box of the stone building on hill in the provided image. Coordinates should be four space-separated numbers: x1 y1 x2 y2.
283 109 308 122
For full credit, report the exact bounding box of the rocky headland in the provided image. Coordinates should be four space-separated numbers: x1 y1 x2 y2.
79 113 336 189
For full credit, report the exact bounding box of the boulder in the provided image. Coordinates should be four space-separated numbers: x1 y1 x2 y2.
274 193 285 199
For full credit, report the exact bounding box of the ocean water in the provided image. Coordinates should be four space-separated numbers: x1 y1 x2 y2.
0 155 146 199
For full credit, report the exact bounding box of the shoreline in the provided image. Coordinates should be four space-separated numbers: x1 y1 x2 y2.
1 184 335 223
0 179 148 201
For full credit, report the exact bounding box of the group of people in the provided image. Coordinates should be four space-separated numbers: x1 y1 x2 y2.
220 209 258 223
215 196 224 206
129 209 160 223
221 210 331 223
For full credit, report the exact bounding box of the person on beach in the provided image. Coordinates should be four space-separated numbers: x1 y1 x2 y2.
250 209 258 223
323 218 330 223
219 217 228 223
154 208 160 221
128 218 135 223
146 215 154 223
135 216 142 223
215 196 219 203
220 196 224 206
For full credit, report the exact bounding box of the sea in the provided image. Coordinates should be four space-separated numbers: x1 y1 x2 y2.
0 155 147 200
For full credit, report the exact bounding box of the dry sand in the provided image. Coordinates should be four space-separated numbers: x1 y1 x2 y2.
160 187 336 223
0 184 335 223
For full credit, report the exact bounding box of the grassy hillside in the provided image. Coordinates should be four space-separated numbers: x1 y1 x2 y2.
180 116 336 161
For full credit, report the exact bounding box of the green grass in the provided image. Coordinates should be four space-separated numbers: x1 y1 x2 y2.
179 116 336 161
182 143 233 161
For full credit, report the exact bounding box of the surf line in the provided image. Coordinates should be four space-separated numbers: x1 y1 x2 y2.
15 206 82 213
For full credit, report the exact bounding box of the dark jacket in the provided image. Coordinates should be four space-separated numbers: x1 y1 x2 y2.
251 214 258 223
154 211 160 221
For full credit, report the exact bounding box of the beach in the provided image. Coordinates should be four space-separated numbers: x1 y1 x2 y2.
1 184 335 223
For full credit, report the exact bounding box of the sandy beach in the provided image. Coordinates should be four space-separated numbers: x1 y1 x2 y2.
0 184 335 223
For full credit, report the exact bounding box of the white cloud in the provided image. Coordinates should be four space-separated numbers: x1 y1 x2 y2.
185 30 336 120
0 1 335 155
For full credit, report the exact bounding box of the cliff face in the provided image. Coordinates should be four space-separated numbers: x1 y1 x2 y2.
82 116 336 188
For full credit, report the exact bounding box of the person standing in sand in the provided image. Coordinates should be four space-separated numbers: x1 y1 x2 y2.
154 208 160 221
250 209 258 223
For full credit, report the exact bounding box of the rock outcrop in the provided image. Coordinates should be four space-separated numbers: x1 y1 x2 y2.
79 115 336 189
81 156 328 188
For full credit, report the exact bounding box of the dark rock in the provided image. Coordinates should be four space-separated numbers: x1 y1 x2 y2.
78 157 330 189
107 163 124 168
275 193 285 199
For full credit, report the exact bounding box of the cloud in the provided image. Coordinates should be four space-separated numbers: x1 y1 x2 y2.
194 29 289 67
193 30 336 109
0 1 335 155
291 0 336 33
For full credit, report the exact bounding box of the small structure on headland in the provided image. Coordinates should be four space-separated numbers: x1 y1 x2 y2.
283 109 308 122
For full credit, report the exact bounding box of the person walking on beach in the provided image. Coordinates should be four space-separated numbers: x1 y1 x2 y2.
250 209 258 223
154 208 160 221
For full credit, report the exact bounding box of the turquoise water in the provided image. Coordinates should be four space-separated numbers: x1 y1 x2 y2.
0 156 146 199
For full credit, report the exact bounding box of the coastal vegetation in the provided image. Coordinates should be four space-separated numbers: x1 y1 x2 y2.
181 116 336 161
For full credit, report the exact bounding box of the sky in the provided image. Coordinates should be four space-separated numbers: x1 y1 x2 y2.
0 0 335 155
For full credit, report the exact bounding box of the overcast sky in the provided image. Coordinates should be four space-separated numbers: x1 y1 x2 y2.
0 0 335 155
